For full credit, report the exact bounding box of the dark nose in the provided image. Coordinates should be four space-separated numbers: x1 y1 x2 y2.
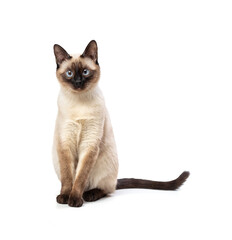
72 77 83 88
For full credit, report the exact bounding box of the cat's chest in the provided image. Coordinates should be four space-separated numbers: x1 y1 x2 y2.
58 102 97 140
58 101 104 147
59 98 98 122
67 103 94 120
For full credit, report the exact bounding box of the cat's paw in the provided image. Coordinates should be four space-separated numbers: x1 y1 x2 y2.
83 188 106 202
56 194 69 204
68 195 84 208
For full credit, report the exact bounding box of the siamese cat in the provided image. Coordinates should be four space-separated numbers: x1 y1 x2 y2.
53 40 190 207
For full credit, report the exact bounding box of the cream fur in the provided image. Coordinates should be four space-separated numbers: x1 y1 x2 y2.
58 53 97 73
53 84 119 194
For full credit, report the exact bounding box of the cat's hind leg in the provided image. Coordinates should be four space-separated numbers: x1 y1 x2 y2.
83 188 106 202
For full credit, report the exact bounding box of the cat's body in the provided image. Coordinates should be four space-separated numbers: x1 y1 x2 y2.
53 85 118 195
53 41 189 207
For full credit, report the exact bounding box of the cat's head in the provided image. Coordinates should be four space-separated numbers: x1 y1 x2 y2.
53 40 100 93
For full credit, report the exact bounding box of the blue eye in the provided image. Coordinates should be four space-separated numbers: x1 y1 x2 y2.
65 70 73 78
83 69 90 76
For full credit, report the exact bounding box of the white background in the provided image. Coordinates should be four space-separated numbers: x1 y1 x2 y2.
0 0 231 239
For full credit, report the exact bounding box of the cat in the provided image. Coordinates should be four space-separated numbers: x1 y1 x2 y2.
53 40 190 207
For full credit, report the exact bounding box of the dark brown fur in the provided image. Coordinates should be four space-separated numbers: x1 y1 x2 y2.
59 61 98 90
116 171 190 190
54 44 72 69
83 188 106 202
81 40 99 64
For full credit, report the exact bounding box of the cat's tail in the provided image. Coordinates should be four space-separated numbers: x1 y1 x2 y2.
116 171 190 190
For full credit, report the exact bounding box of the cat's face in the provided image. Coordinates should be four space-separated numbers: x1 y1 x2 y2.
54 40 100 93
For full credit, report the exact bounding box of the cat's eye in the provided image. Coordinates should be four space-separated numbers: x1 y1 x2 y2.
65 70 73 78
83 69 90 76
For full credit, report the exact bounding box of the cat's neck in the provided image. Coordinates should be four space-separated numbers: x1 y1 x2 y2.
58 85 104 107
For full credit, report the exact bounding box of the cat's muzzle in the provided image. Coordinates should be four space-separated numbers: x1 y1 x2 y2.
72 79 84 89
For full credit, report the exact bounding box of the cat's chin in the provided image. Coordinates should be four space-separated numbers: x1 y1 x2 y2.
68 85 92 94
73 87 84 92
70 87 85 93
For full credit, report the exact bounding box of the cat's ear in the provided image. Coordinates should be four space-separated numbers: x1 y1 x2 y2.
53 44 71 68
82 40 98 64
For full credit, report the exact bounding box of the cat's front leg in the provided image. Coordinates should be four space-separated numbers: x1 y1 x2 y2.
68 146 100 207
56 143 75 204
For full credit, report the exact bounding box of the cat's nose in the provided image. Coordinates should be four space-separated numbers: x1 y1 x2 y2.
73 82 81 88
72 78 83 88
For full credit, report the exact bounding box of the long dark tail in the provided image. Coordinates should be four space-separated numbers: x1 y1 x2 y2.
116 171 190 190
